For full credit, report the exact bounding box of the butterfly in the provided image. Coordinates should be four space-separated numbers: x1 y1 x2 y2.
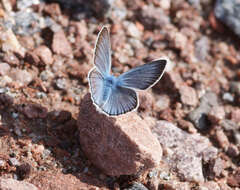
88 26 168 116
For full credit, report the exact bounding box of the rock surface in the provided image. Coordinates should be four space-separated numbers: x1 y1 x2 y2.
77 93 162 176
0 178 38 190
52 29 73 58
214 0 240 37
152 121 218 183
188 92 218 130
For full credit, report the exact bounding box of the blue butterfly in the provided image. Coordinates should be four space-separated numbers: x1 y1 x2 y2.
88 26 168 116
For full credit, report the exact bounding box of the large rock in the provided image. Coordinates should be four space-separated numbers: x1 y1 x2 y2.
77 94 162 176
0 178 38 190
152 121 218 183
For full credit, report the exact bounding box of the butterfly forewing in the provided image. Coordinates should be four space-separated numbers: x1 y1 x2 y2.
117 59 167 90
94 26 111 76
102 86 138 116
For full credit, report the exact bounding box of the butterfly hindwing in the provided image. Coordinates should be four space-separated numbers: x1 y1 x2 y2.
94 26 111 76
102 86 138 116
117 59 167 90
88 68 105 106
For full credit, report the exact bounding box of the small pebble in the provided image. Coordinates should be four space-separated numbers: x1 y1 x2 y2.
55 78 67 90
12 112 18 119
230 82 240 96
0 62 11 76
148 169 158 178
40 70 54 81
0 159 5 167
222 92 234 102
216 129 229 150
42 149 51 159
9 157 20 166
35 92 47 99
227 144 239 157
159 171 171 180
14 127 22 136
233 132 240 145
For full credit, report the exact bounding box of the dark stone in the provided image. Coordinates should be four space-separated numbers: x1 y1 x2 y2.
16 163 32 180
214 0 240 37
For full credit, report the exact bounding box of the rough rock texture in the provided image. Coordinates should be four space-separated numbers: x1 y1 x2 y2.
27 45 53 66
77 93 162 176
0 178 38 190
30 171 108 190
188 92 218 130
47 0 114 18
138 5 170 30
52 29 73 57
152 121 218 183
179 85 198 106
214 0 240 37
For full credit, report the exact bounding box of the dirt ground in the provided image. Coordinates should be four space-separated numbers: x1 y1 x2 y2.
0 0 239 189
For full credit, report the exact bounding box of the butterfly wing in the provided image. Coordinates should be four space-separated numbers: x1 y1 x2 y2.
94 26 111 76
88 68 105 106
101 86 138 116
117 59 167 90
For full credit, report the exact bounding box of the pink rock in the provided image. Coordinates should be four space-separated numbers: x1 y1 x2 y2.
231 109 240 123
210 158 225 177
218 180 232 190
152 121 218 183
0 63 10 76
216 129 229 150
208 106 225 124
154 71 183 95
9 69 33 86
198 181 220 190
162 181 191 190
0 178 38 190
19 103 48 119
227 168 240 187
227 143 239 157
33 45 53 66
30 171 108 190
138 91 155 114
3 53 19 66
66 60 91 82
52 29 72 57
77 94 162 176
179 85 198 106
154 95 170 112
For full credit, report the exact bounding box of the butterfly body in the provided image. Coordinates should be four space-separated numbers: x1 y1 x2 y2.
88 26 168 116
101 75 117 104
104 75 117 89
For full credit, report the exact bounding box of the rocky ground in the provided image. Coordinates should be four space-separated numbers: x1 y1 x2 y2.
0 0 240 189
